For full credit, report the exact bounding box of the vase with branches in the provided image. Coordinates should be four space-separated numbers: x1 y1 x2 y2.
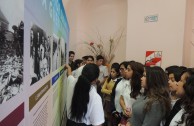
83 28 125 65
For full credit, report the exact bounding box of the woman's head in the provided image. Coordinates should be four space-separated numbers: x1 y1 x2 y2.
119 61 130 78
176 68 194 98
126 61 144 79
126 61 144 98
142 66 171 115
178 75 194 126
81 63 99 83
110 63 120 79
168 79 178 92
74 59 83 70
168 67 185 92
107 63 120 83
142 66 168 91
125 61 135 79
70 64 99 121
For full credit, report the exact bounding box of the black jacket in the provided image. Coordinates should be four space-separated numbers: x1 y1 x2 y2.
164 99 183 126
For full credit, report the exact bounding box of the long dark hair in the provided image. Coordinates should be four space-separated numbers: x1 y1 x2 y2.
74 59 83 69
144 66 171 117
128 61 144 99
107 62 120 83
178 69 194 126
70 64 99 122
179 75 194 126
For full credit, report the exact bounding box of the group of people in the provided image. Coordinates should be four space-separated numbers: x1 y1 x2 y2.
65 51 194 126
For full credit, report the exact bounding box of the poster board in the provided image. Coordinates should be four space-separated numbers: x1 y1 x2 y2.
0 0 69 125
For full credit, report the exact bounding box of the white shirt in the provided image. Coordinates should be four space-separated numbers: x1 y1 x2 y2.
98 65 109 83
170 108 185 126
171 99 178 109
66 75 105 125
72 69 78 78
74 65 84 78
121 80 136 112
114 78 128 113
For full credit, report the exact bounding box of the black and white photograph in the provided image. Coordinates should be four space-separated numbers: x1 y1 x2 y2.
30 24 51 85
52 35 61 71
0 5 24 104
60 37 66 65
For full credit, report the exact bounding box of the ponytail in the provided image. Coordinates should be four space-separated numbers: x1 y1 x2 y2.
70 64 99 121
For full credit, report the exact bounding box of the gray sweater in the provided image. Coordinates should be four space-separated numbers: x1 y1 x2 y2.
130 96 165 126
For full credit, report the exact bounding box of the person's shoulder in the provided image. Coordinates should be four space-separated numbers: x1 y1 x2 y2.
102 65 108 69
74 65 85 78
113 78 123 89
115 78 122 84
67 74 74 79
67 75 78 89
67 75 76 83
170 108 185 126
77 65 84 71
99 65 106 69
90 87 101 101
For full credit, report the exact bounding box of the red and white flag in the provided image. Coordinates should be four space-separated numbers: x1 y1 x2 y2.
145 51 162 66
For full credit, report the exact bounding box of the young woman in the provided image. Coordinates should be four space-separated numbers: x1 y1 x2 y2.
174 75 194 126
164 68 194 126
163 67 186 126
65 64 104 126
169 68 194 126
110 61 129 126
119 61 144 124
128 66 171 126
101 62 120 126
168 67 185 106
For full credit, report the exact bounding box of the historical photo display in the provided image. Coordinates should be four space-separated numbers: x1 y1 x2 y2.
60 37 66 65
30 24 51 85
52 35 61 71
0 9 24 104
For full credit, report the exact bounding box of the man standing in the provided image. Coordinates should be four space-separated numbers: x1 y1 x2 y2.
68 51 75 71
96 55 109 97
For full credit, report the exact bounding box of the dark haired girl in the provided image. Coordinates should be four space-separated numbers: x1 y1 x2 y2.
101 62 120 126
169 68 194 126
110 61 130 126
127 66 171 126
65 64 104 126
119 61 144 124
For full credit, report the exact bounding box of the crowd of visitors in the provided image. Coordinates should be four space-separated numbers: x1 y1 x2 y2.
64 51 194 126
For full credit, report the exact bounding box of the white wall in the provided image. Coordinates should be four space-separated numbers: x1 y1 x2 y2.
64 0 127 63
126 0 186 68
64 0 86 56
64 0 193 68
183 0 194 67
